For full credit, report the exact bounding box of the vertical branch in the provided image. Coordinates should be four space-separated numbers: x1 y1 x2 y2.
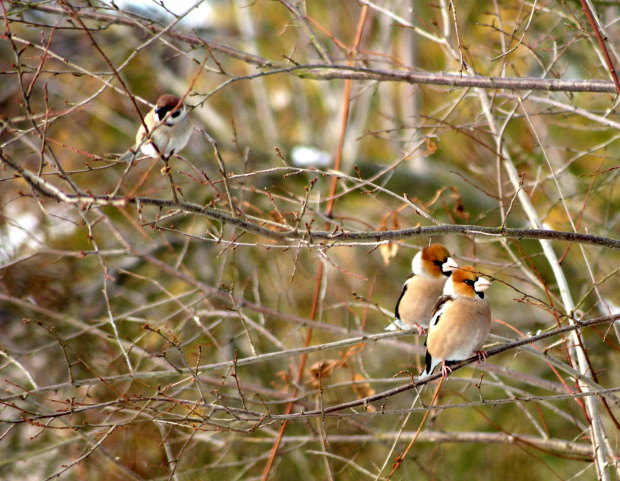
386 377 444 479
260 259 325 481
234 0 280 147
278 0 334 65
479 90 612 480
579 0 620 96
326 5 369 215
261 7 368 480
57 0 146 129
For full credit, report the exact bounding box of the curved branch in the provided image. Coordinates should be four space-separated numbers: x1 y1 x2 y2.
19 3 619 94
2 154 618 250
293 65 617 93
283 312 620 418
3 312 619 405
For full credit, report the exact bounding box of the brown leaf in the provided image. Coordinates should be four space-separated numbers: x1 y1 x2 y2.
380 242 399 265
309 360 341 383
351 374 376 411
449 187 470 221
268 210 296 232
342 344 365 360
274 370 291 385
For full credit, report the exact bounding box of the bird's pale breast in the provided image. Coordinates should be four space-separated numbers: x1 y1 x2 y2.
426 296 491 361
398 275 446 328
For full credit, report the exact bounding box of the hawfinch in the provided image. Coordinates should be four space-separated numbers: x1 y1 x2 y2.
119 94 192 162
385 244 458 334
420 265 492 379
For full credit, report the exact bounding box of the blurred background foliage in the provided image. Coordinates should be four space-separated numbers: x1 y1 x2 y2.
1 0 620 480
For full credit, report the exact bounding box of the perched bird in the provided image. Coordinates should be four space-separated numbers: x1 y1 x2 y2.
420 265 492 379
385 244 458 335
119 94 192 162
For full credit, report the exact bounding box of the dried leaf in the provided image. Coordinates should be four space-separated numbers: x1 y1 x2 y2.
449 187 470 221
342 343 365 360
274 369 291 385
309 360 340 382
425 137 438 155
380 242 399 265
425 187 448 208
351 374 376 411
268 210 296 232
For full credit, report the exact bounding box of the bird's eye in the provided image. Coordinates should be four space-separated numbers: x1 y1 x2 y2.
171 111 181 118
463 279 475 287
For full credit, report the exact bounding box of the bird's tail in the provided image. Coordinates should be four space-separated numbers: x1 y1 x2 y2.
118 149 138 163
418 368 431 379
419 351 438 379
384 319 406 331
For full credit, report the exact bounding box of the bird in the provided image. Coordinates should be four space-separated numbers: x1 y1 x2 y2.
385 244 458 335
119 94 192 163
420 265 492 379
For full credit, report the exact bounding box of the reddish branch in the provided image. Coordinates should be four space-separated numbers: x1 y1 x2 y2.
579 0 620 96
10 2 618 94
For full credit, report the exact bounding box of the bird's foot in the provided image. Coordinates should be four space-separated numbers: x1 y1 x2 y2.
440 362 453 378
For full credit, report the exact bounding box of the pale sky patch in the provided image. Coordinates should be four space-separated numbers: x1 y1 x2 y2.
108 0 214 28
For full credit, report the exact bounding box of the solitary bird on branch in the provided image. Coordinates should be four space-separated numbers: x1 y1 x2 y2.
119 94 192 163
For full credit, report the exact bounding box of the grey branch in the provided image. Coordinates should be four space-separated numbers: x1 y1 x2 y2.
21 3 618 94
2 153 618 250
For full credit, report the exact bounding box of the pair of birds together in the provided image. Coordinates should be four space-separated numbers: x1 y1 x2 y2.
386 244 493 379
119 97 493 380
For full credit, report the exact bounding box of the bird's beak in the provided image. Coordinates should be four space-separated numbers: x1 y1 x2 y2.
442 257 459 275
474 277 492 292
